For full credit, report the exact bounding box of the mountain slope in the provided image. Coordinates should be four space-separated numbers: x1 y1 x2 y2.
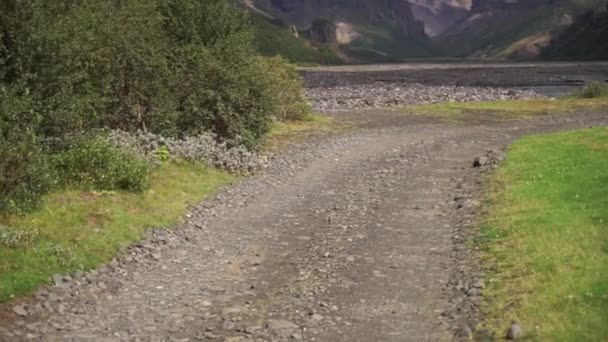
543 8 608 60
249 0 438 62
435 0 605 58
251 14 343 65
408 0 471 36
245 0 606 63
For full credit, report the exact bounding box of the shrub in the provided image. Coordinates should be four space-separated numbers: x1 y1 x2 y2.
0 88 53 214
27 0 175 137
53 136 151 192
258 56 311 121
573 81 608 99
162 0 275 148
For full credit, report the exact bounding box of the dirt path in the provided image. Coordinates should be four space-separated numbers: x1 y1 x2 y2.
2 111 608 342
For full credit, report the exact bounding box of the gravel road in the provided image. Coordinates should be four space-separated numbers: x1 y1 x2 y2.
1 64 608 342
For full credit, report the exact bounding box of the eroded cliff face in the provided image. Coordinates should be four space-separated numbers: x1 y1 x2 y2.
408 0 472 36
252 0 427 40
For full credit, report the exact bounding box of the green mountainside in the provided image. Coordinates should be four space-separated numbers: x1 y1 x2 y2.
542 7 608 60
434 0 606 58
252 14 343 65
245 0 438 63
245 0 607 63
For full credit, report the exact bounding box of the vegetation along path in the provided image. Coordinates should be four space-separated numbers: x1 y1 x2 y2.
0 106 606 341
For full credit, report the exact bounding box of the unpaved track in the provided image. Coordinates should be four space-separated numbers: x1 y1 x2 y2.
2 111 608 342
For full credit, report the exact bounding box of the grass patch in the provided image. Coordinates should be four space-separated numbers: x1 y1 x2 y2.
479 127 608 340
567 82 608 99
0 162 235 302
403 96 608 122
264 114 338 151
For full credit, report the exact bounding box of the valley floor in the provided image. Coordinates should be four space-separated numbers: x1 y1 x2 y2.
1 64 608 341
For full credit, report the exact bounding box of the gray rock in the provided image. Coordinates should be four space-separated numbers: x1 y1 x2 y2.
268 319 298 337
12 305 28 317
52 274 72 289
311 313 324 321
506 322 522 340
473 156 489 168
455 324 473 340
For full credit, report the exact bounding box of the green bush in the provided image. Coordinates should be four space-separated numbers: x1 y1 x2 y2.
26 0 175 137
170 47 275 148
53 136 151 192
259 56 311 121
0 88 53 214
572 82 608 99
3 0 311 149
163 0 274 147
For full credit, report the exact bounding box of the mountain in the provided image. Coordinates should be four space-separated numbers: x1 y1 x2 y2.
434 0 606 58
244 0 606 63
542 6 608 60
246 0 437 63
408 0 471 36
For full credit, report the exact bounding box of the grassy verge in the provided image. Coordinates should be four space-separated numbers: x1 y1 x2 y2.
264 114 338 151
0 162 235 302
479 127 608 340
403 96 608 122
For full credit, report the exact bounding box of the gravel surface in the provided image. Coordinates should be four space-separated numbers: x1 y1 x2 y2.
1 110 607 341
301 62 608 88
305 83 541 112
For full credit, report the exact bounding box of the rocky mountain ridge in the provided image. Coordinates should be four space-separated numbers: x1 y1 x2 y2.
249 0 435 62
247 0 606 62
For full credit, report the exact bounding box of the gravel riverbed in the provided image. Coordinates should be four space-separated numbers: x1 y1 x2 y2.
305 83 542 112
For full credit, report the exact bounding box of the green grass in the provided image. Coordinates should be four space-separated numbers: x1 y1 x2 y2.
0 162 235 302
568 82 608 99
403 96 608 122
264 114 339 151
479 127 608 340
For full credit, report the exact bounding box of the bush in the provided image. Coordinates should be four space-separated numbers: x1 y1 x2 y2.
258 56 311 121
2 0 311 150
26 0 174 137
163 0 275 147
53 136 151 192
572 81 608 99
0 88 53 214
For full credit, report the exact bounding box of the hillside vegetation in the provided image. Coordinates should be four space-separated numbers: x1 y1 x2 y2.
252 14 343 65
543 7 608 60
435 0 605 58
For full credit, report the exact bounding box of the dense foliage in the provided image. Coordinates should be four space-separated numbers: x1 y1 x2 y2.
0 0 310 213
542 8 608 60
0 88 52 213
52 136 152 192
